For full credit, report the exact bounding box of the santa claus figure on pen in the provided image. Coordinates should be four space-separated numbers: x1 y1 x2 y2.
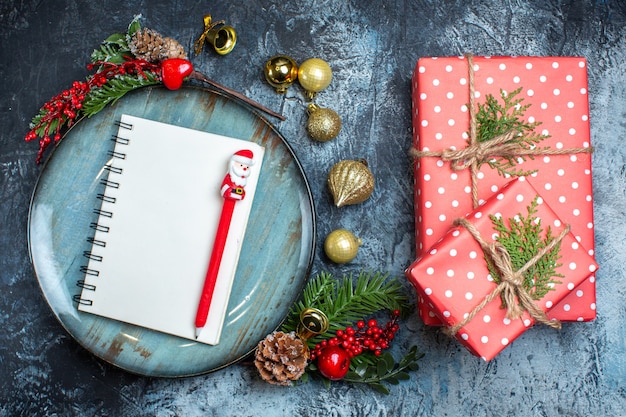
221 149 255 201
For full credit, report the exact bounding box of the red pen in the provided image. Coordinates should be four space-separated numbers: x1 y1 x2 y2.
195 149 255 338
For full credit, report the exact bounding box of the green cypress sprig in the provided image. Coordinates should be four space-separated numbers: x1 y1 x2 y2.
473 87 549 177
486 196 564 304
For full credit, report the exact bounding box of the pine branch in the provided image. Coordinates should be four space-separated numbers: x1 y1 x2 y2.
81 72 161 117
281 272 335 332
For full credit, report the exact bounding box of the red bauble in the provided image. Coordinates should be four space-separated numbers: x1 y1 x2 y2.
161 58 193 90
316 346 351 381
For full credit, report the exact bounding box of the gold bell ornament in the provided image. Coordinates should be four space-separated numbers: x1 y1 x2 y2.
194 14 237 56
324 229 362 263
264 55 299 93
327 159 375 207
298 58 333 100
296 308 330 341
306 103 342 142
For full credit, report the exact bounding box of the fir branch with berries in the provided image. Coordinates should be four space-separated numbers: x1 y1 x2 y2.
25 16 187 163
254 271 423 393
25 16 286 163
281 271 409 346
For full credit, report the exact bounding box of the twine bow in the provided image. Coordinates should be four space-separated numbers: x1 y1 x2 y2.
444 217 569 337
410 53 593 209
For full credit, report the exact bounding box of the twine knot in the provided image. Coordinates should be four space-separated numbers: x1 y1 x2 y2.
444 217 567 337
441 130 521 171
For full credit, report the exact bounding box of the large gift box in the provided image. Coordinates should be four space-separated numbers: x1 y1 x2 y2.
410 55 596 325
405 179 599 361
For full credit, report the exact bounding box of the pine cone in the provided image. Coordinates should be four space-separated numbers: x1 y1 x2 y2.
254 331 309 386
129 28 187 62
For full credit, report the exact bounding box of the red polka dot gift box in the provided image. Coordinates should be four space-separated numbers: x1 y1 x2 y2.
405 178 598 361
409 56 596 325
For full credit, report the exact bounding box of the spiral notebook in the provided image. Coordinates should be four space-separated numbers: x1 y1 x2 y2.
76 114 265 345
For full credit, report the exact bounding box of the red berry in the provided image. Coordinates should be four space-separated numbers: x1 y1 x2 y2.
368 319 378 328
316 346 351 381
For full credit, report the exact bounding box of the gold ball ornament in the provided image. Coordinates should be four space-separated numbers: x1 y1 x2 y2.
324 229 362 263
264 55 299 93
327 159 375 207
306 103 342 142
298 58 333 100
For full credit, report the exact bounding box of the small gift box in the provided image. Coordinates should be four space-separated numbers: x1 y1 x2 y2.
405 179 598 361
410 55 596 324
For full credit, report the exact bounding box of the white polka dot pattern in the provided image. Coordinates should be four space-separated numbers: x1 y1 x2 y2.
410 56 596 325
405 178 599 361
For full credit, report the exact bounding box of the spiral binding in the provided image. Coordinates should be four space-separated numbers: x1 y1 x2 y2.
73 279 96 305
115 119 133 131
75 118 132 306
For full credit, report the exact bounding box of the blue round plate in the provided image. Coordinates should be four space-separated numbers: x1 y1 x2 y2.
27 86 315 377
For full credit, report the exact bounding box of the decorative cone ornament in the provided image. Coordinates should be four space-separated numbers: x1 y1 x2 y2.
327 159 375 207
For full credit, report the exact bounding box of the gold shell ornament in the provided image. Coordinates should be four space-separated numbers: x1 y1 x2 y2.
324 229 362 263
327 159 375 207
306 103 342 142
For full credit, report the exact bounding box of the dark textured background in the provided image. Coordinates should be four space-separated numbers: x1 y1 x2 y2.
1 1 625 416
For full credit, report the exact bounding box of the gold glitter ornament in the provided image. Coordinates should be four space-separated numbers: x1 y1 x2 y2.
264 55 299 93
298 58 333 100
324 229 362 263
306 103 342 142
327 159 375 207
